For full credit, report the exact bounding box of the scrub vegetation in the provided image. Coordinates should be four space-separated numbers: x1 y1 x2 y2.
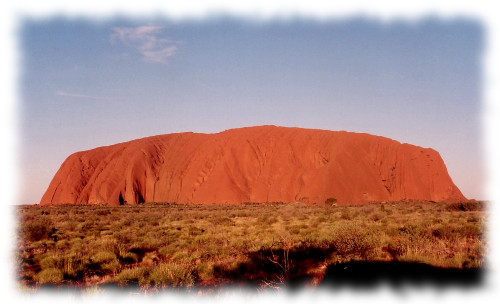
16 200 487 292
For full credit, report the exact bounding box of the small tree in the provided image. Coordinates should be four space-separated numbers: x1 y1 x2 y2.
325 197 337 207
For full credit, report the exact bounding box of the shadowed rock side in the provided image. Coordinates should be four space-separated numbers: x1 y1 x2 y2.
40 126 466 206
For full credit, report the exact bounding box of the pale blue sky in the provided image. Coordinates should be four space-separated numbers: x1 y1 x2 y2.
18 16 484 204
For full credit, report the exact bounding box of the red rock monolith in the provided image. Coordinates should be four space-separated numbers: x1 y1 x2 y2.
39 126 466 206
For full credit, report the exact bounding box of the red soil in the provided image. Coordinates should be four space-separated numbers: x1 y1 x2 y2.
39 125 466 206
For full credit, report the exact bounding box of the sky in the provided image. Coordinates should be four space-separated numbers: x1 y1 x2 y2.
18 16 485 204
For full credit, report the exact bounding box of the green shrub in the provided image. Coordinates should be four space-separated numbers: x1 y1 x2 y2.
385 239 408 259
398 224 428 241
324 198 337 207
22 217 53 242
97 238 119 253
340 208 355 220
149 263 194 288
370 212 383 222
91 251 117 264
101 259 121 273
40 255 63 270
171 250 189 261
141 252 159 266
188 226 205 236
36 268 64 285
115 267 150 287
60 255 86 278
194 263 214 281
331 224 378 259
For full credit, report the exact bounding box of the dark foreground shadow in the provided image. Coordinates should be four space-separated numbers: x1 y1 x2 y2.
320 261 483 288
213 245 484 290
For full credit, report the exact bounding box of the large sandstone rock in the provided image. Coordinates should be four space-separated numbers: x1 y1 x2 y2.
39 126 466 206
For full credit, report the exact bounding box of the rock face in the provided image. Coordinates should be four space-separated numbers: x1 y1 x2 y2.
39 126 466 206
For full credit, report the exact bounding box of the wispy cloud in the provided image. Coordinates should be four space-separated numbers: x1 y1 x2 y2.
110 25 179 64
55 90 109 100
